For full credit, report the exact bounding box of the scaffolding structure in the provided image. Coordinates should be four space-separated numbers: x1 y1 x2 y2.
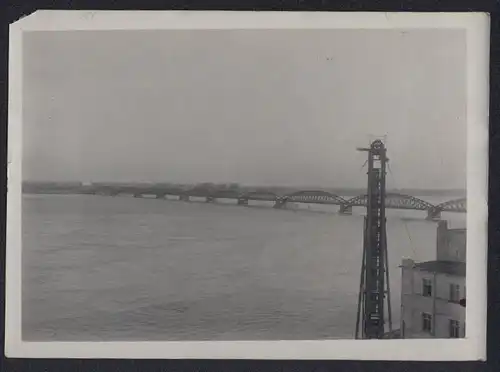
355 139 393 339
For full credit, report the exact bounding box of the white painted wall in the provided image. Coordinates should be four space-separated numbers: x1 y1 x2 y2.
400 265 465 339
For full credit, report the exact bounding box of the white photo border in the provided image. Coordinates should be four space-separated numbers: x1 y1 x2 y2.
6 10 489 360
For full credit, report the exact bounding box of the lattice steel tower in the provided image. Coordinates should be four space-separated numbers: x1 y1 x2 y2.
355 139 393 339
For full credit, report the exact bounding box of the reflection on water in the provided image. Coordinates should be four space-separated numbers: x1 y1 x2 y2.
22 194 465 341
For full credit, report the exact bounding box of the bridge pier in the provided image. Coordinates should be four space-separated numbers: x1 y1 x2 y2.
237 198 249 206
339 204 352 215
273 199 287 209
179 194 190 202
426 209 441 220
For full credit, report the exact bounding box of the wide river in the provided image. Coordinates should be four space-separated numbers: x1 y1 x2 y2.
22 194 465 341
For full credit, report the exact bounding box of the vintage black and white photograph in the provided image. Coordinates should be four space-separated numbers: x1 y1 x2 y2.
6 11 488 360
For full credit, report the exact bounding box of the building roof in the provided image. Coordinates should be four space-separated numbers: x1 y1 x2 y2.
413 260 466 277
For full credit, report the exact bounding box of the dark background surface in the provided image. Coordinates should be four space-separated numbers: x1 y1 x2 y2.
1 0 499 371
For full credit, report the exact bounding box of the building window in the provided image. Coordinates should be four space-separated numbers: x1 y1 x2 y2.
422 312 433 333
449 319 461 338
449 283 460 303
422 278 432 297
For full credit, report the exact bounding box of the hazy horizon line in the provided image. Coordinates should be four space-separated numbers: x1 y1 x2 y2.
21 180 466 192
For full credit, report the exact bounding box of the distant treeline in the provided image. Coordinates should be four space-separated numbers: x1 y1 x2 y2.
22 181 466 198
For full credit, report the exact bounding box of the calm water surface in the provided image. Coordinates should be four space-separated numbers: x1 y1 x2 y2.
22 194 465 341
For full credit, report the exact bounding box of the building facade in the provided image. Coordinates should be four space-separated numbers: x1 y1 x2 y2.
400 221 466 339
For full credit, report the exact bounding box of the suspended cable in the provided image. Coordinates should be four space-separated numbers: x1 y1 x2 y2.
403 219 417 258
387 162 395 181
359 159 368 172
387 161 418 258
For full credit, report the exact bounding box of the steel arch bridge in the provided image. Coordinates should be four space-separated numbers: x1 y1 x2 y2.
427 197 467 219
435 197 467 212
344 193 435 211
85 184 466 219
282 190 347 205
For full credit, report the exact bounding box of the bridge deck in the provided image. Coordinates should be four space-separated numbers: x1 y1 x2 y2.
29 185 467 214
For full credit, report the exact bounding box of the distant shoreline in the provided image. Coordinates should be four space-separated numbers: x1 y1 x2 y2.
21 181 466 198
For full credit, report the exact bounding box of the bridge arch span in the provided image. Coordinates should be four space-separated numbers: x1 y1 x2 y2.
345 193 435 211
432 197 467 213
283 190 347 204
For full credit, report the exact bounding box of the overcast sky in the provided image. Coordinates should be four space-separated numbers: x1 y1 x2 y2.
22 29 466 189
